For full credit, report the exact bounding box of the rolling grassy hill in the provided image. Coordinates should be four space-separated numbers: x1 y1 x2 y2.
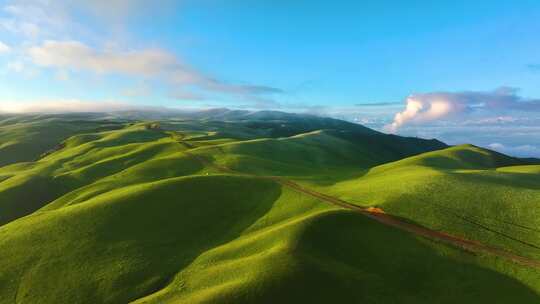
0 114 125 167
313 145 540 261
0 111 538 303
0 114 445 226
2 176 538 303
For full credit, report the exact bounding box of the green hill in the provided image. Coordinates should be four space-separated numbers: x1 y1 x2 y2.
0 112 538 303
0 114 124 166
318 145 540 261
0 115 444 226
1 175 538 303
192 129 446 180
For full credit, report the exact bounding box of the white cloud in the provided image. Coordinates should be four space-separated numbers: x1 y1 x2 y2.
55 69 70 81
28 40 282 99
385 97 460 133
0 99 136 113
76 0 177 21
488 143 505 150
1 1 69 39
0 41 10 54
122 84 151 98
169 90 206 101
1 0 177 39
385 87 540 133
488 143 540 158
6 61 24 72
29 40 182 76
2 1 282 106
5 60 40 78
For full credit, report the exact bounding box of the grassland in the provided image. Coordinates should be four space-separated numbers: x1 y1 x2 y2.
0 112 538 303
311 145 540 261
0 114 125 166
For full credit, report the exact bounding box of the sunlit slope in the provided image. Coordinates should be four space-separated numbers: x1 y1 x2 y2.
0 115 538 303
152 109 381 142
0 114 123 166
1 175 537 304
0 123 205 225
322 145 540 259
193 129 446 178
0 122 444 225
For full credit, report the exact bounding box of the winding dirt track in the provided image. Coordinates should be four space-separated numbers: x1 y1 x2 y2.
272 177 540 269
182 149 540 270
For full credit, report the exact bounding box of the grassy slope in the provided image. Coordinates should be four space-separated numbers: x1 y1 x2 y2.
0 115 539 302
0 120 444 225
0 114 124 166
1 176 538 303
193 129 446 181
0 123 195 225
190 137 540 293
318 145 540 261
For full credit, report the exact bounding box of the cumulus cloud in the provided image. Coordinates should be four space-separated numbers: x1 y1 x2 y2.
385 87 540 133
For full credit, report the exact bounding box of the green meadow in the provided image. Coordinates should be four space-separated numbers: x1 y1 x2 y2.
0 111 538 303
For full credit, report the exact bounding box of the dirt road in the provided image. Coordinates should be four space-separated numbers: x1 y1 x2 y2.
273 176 540 269
182 148 540 269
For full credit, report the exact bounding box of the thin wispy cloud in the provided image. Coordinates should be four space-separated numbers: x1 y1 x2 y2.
168 90 207 101
1 1 70 39
2 0 282 104
0 41 10 54
1 0 167 36
2 0 540 157
28 40 282 100
488 143 540 158
354 102 402 107
28 41 181 77
0 99 135 113
76 0 178 22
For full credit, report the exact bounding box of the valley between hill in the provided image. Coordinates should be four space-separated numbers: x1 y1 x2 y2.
0 111 538 303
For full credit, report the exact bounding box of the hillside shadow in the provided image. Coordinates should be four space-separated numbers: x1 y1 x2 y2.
271 210 540 304
85 176 283 303
290 168 371 187
0 148 205 226
91 129 170 148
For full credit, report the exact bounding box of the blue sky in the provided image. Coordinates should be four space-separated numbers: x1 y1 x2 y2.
1 0 540 156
